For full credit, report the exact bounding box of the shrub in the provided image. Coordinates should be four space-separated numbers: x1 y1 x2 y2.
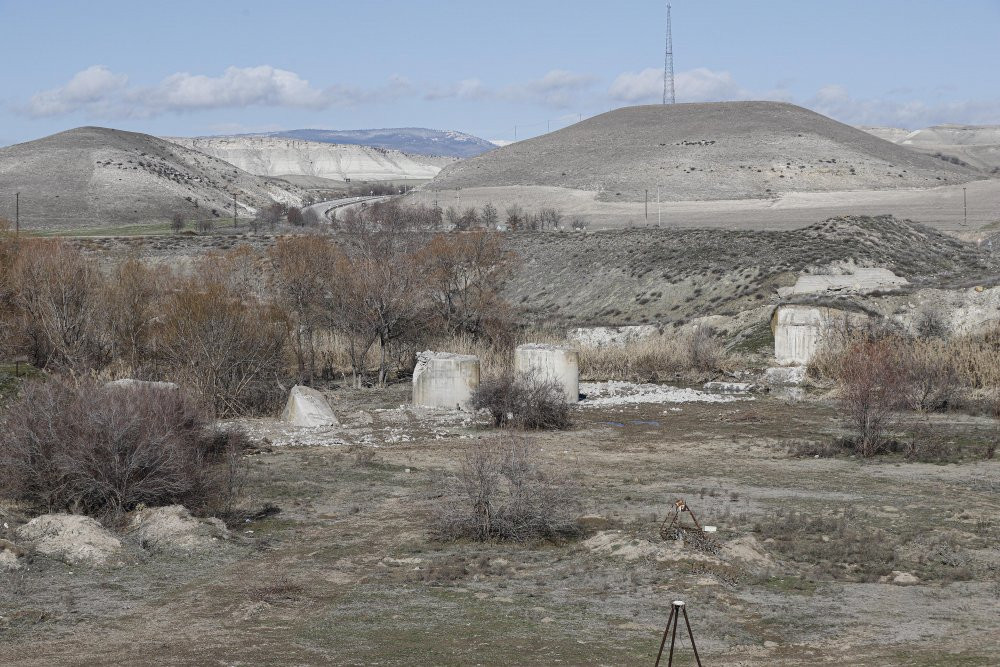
158 279 287 417
470 372 571 430
432 433 580 543
0 378 248 521
838 339 903 456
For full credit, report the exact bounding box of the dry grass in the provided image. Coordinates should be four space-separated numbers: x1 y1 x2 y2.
812 325 1000 398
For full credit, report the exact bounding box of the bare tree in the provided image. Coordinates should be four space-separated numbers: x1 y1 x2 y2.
481 202 499 229
418 231 516 340
269 236 335 383
286 206 304 226
838 339 903 456
171 212 185 233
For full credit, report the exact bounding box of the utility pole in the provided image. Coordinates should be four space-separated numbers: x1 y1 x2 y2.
645 189 649 221
233 193 238 228
15 191 19 236
963 187 968 227
657 184 661 227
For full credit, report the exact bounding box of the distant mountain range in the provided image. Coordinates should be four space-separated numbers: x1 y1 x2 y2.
254 128 496 158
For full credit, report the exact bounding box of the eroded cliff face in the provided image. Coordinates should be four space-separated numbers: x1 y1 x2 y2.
167 136 457 182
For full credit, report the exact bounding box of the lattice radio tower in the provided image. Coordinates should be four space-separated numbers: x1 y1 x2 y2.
663 2 675 104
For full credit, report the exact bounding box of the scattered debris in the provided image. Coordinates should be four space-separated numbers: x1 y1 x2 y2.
580 381 748 406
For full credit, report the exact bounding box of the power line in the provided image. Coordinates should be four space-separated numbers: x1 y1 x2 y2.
663 2 675 105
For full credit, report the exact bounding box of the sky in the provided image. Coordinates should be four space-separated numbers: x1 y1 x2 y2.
1 0 999 147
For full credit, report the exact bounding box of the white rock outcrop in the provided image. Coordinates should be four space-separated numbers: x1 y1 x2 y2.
514 344 580 403
412 351 480 410
16 514 123 566
282 385 338 427
167 136 455 182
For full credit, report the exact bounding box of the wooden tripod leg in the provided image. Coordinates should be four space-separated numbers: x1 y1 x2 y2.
667 603 681 667
654 606 676 667
682 605 702 667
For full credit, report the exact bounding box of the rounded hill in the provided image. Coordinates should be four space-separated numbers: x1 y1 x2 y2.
0 127 305 230
428 102 980 202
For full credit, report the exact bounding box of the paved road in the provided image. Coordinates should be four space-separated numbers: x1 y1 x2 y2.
303 195 393 223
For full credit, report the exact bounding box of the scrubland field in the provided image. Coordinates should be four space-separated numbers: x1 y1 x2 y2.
1 195 999 667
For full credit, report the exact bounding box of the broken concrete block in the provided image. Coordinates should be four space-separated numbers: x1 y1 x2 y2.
773 305 853 365
762 366 807 386
514 343 580 403
282 385 338 427
784 267 908 296
412 351 480 410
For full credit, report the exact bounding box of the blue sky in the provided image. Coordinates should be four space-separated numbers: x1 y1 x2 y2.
1 0 998 146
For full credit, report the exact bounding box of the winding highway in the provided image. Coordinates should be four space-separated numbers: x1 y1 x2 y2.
302 195 394 223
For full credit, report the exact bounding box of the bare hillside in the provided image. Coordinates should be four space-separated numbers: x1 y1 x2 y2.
0 127 306 229
503 215 998 326
166 136 457 183
430 102 980 202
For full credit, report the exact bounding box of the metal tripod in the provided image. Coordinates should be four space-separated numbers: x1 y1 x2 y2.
654 600 702 667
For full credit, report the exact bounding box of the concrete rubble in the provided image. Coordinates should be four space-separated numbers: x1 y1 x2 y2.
282 385 339 427
105 379 179 391
412 351 480 410
514 343 580 403
778 266 908 298
762 366 807 386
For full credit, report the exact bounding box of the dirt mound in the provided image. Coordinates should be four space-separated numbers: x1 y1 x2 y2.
0 126 306 230
720 535 775 570
16 514 122 566
429 102 979 202
128 505 229 553
0 539 25 571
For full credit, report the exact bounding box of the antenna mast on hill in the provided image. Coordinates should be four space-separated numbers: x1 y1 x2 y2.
663 2 675 104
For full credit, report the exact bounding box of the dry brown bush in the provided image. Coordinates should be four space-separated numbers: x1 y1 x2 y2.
432 433 580 543
6 239 108 370
0 378 248 521
838 339 904 456
158 278 287 417
470 372 571 430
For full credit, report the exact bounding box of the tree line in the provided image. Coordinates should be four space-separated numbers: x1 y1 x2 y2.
0 206 516 416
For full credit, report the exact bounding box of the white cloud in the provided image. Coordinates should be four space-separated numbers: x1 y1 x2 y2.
516 69 598 108
26 65 128 116
609 67 745 104
137 65 328 112
18 65 411 118
426 70 597 108
489 139 514 147
808 84 1000 128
